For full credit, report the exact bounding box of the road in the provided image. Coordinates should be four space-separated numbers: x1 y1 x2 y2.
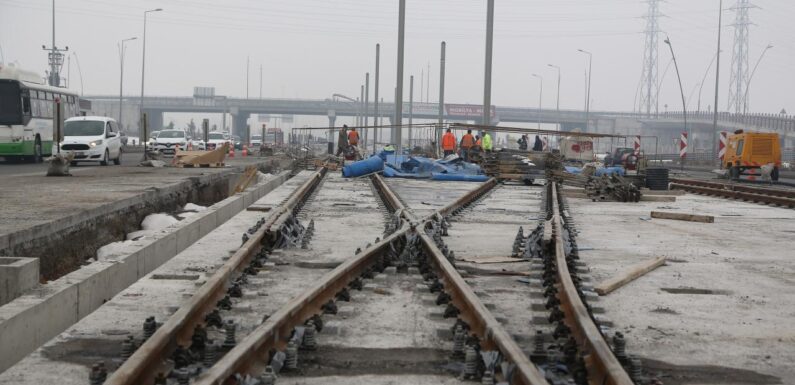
0 151 144 177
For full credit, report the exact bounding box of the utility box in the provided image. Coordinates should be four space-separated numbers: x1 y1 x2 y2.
0 257 40 306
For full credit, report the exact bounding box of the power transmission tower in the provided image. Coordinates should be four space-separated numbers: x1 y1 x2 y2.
639 0 662 117
727 0 754 113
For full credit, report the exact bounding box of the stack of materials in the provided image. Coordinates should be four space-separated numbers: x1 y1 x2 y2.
585 174 641 202
480 151 545 183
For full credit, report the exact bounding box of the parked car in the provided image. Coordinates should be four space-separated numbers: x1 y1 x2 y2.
60 116 123 166
152 130 188 155
206 132 231 150
147 130 160 147
250 134 263 148
233 135 243 150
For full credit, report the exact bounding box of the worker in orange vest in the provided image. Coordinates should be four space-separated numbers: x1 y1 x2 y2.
348 127 360 146
441 129 457 157
460 129 475 161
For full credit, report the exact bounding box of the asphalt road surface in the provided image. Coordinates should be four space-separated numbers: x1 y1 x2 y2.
0 151 142 177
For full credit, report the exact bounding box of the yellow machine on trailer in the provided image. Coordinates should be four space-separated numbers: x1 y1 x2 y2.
723 130 782 181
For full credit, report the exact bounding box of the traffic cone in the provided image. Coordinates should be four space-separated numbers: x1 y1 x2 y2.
242 146 248 157
229 146 235 158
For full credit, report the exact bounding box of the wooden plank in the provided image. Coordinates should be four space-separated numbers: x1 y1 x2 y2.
595 256 666 295
234 166 258 193
650 211 714 223
640 195 676 202
246 205 273 212
458 255 524 264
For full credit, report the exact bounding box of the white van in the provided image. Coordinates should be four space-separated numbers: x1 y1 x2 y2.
60 116 123 165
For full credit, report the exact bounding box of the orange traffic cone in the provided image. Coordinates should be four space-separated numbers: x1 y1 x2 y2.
242 146 248 157
229 146 235 158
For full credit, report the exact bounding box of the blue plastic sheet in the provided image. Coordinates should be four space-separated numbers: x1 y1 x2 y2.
564 165 625 176
342 155 384 178
379 154 486 182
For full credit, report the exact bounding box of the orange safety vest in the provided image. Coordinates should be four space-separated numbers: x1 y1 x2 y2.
475 138 482 146
347 130 360 145
461 134 475 149
441 133 456 150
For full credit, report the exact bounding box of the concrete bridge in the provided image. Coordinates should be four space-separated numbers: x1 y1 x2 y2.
86 94 795 153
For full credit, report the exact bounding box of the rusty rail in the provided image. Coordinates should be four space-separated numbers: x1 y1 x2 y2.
107 168 327 385
550 183 634 385
415 230 548 385
196 177 550 384
670 178 795 208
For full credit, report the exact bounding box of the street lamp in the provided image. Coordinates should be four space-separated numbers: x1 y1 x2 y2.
531 73 543 131
577 49 592 131
663 35 687 169
547 64 561 130
118 37 137 132
697 50 720 113
140 7 162 159
742 44 773 119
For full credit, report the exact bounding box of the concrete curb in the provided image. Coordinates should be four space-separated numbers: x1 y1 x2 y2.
0 170 291 373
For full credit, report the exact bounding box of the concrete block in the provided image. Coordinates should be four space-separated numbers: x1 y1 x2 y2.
0 257 39 306
176 217 201 253
152 231 178 268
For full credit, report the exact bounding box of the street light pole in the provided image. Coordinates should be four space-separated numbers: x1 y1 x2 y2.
742 44 773 118
697 51 719 112
577 49 592 131
394 0 406 151
664 36 687 169
547 63 560 130
712 0 723 167
140 7 162 159
483 0 495 126
532 74 543 131
118 37 137 132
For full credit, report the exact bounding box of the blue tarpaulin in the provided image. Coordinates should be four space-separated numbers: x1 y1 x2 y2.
377 151 486 181
564 165 625 176
342 155 384 178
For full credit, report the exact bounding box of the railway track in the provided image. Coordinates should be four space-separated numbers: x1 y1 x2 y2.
670 178 795 208
98 167 637 385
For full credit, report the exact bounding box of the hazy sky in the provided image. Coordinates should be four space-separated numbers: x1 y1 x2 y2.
1 0 793 118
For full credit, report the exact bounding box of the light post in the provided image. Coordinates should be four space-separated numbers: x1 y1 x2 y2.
547 63 561 130
577 49 592 131
664 36 687 169
140 7 162 159
118 37 137 132
742 44 773 119
531 74 543 131
697 51 720 113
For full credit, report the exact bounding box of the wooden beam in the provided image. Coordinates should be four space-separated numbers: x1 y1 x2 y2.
595 256 666 295
650 211 714 223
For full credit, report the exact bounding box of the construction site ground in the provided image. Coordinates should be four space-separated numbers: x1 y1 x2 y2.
568 189 795 384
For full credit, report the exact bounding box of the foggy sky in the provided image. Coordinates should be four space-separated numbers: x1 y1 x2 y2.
1 0 793 121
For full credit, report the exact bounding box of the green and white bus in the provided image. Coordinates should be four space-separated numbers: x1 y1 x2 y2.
0 64 80 162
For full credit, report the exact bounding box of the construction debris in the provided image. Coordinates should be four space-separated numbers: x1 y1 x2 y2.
479 150 545 183
172 143 228 168
650 211 715 223
595 256 666 295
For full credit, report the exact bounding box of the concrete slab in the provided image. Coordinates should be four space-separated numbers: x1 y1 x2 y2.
0 257 39 306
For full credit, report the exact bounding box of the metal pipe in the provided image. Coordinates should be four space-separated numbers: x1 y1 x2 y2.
140 7 162 160
394 0 406 151
409 75 413 150
712 0 723 166
439 41 446 154
483 0 494 126
374 44 380 154
365 72 370 152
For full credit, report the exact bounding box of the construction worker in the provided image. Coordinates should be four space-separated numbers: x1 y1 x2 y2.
517 135 528 150
533 135 544 151
481 131 493 152
459 129 475 161
348 127 360 146
335 124 349 156
441 128 457 157
475 135 482 148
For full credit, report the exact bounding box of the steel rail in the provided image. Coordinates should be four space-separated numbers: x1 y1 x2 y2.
670 178 795 199
415 230 548 385
550 183 634 385
197 177 524 384
669 180 795 208
107 167 328 385
194 226 411 385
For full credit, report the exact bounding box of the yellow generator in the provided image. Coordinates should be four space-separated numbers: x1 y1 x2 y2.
723 130 781 181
